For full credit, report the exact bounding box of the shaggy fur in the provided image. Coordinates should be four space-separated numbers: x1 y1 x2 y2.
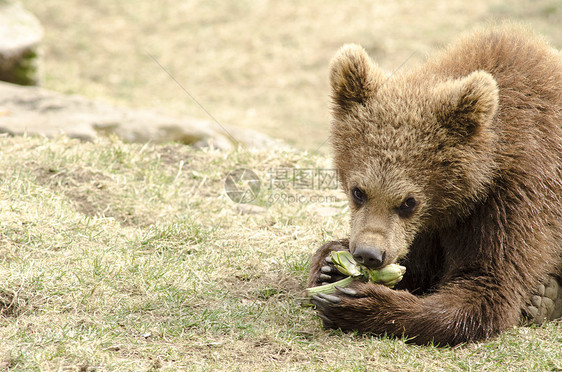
308 25 562 345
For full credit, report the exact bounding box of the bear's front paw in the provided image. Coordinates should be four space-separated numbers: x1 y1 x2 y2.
308 240 349 288
310 280 383 331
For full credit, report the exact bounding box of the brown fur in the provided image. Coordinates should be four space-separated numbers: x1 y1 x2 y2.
308 25 562 345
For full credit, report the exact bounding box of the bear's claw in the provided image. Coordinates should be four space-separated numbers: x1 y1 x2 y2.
318 263 347 285
334 285 358 296
316 312 335 328
311 293 341 305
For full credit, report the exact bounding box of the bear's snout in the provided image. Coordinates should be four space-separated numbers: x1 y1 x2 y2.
352 243 386 269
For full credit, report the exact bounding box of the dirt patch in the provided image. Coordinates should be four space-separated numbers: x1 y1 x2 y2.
156 144 193 168
33 166 116 216
0 289 25 318
226 271 305 301
32 165 151 226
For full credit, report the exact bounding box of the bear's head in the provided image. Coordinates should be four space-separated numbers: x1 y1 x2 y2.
330 44 499 268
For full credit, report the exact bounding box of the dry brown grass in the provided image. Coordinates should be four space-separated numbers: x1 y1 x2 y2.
20 0 562 150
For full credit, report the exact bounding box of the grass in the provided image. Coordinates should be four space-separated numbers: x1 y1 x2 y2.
18 0 562 151
1 135 561 370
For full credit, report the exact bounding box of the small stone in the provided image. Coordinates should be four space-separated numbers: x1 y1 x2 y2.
236 204 266 214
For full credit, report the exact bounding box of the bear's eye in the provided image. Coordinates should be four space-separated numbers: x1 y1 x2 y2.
398 197 418 218
351 187 367 206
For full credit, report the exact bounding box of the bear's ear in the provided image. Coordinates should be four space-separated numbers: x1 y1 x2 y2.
435 71 499 140
330 44 385 114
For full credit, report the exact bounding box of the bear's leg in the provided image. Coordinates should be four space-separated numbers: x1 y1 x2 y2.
309 275 524 345
307 239 349 288
524 275 562 325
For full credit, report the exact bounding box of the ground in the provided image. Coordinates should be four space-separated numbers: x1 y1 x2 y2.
0 136 560 370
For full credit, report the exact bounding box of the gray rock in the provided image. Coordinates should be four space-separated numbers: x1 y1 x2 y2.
0 81 284 150
0 2 43 86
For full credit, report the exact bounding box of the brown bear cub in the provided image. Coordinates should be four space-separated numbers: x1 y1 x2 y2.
308 25 562 345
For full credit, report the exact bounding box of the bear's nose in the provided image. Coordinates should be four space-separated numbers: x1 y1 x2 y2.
352 244 386 269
